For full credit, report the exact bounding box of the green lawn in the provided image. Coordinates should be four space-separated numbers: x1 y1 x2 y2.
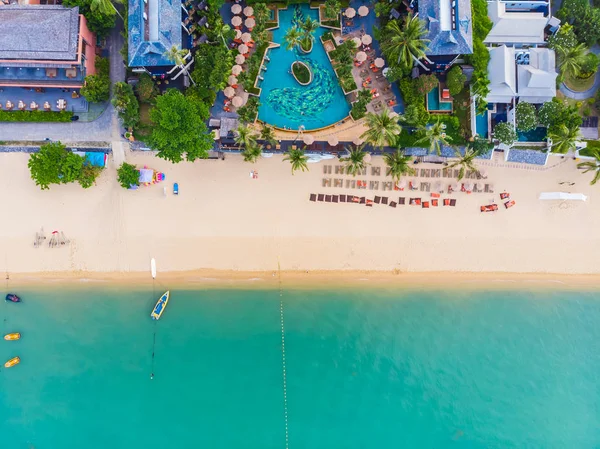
292 62 311 84
563 73 596 92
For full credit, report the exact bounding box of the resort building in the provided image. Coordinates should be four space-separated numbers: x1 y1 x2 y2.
417 0 473 71
0 4 97 111
484 0 560 46
128 0 195 83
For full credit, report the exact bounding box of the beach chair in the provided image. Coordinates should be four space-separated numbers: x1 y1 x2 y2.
420 182 430 192
317 194 325 201
384 181 393 191
310 194 317 202
431 192 440 198
422 201 430 208
346 180 356 188
450 199 457 206
398 197 406 205
432 199 439 207
322 178 332 187
369 180 379 190
389 201 397 208
374 196 381 204
358 180 367 189
360 197 366 204
334 178 343 188
381 197 388 205
443 198 451 206
335 165 344 174
500 192 510 200
454 170 460 178
340 194 347 203
366 199 374 207
504 200 515 209
332 195 339 203
351 196 360 203
325 195 332 202
371 167 381 176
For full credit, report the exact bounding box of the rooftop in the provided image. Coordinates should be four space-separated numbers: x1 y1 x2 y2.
484 0 548 45
0 5 80 61
418 0 473 56
128 0 183 67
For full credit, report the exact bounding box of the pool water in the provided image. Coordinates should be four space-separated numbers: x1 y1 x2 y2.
518 127 547 142
426 86 452 111
476 111 488 138
258 4 351 130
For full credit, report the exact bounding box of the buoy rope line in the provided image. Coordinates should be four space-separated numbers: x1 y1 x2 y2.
278 261 289 449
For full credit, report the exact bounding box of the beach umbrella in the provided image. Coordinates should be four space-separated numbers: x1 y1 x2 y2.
228 75 238 86
382 67 390 77
245 17 255 28
235 54 245 64
356 51 367 62
364 153 372 163
451 181 460 191
410 179 418 189
231 64 243 75
433 181 443 192
464 181 474 191
238 43 249 54
351 37 362 48
358 5 369 16
353 136 364 146
327 135 339 147
231 15 242 27
396 179 407 189
303 134 315 145
361 34 372 45
224 86 235 98
241 32 253 43
231 3 241 14
374 57 385 68
234 29 242 40
478 168 488 179
232 96 245 107
344 7 356 18
243 6 254 16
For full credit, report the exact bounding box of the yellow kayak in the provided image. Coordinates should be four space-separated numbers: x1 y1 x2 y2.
4 333 20 341
4 357 20 368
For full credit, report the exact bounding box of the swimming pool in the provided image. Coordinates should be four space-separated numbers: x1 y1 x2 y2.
426 86 452 112
257 4 351 130
518 127 547 142
475 111 488 138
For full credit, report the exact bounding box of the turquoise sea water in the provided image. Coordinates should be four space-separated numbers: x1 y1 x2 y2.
257 4 350 130
1 287 599 448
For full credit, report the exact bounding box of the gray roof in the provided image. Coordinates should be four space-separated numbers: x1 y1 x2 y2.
0 6 80 61
418 0 473 56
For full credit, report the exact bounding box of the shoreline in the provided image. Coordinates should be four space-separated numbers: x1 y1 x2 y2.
6 269 600 291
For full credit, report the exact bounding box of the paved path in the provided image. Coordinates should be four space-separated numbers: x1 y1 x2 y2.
0 23 126 143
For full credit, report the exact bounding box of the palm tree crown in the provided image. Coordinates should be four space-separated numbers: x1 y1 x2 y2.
549 124 580 154
234 124 257 148
164 45 189 67
283 148 309 174
260 125 277 147
242 141 263 163
577 148 600 185
284 26 303 52
90 0 123 19
415 120 452 155
381 14 429 69
556 43 588 80
301 18 320 48
340 146 369 176
384 149 415 182
360 107 402 149
446 146 481 180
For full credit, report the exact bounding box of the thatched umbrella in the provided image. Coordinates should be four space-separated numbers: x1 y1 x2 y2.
234 29 242 40
433 181 443 192
228 75 238 86
235 54 245 64
356 51 367 62
238 43 249 54
464 181 474 192
243 6 254 16
231 64 243 75
303 134 315 145
327 135 339 147
374 57 385 68
396 179 407 190
361 34 372 45
224 86 235 98
344 7 356 18
451 181 460 191
358 5 369 16
231 16 242 27
231 4 241 14
478 168 488 179
245 17 255 29
232 96 245 108
364 153 372 163
241 32 253 43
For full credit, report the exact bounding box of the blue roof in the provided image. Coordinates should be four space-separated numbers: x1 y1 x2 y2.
128 0 182 67
418 0 473 56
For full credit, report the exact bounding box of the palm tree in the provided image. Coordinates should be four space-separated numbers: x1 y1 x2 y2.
446 146 481 181
340 146 369 176
300 17 320 50
556 42 588 80
381 14 429 70
283 148 309 174
284 26 303 59
577 148 600 185
360 107 402 149
324 0 340 20
357 88 372 105
90 0 123 20
383 149 415 183
548 124 580 154
254 3 271 27
242 141 263 163
415 120 452 155
163 45 196 85
214 23 234 48
260 124 277 148
234 124 257 148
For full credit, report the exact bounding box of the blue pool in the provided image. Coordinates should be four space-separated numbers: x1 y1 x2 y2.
258 5 350 130
518 127 547 142
475 111 488 138
426 86 452 112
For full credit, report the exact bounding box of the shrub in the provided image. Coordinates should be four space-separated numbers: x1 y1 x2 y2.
538 99 582 132
579 53 600 78
81 56 110 103
0 110 72 122
403 104 430 127
414 74 438 95
446 66 467 96
292 62 311 84
237 96 261 124
112 82 140 130
493 122 517 146
399 78 424 107
117 162 140 189
136 73 159 103
515 102 537 132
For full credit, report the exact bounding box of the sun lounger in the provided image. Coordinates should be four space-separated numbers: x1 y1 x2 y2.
383 181 393 191
389 201 397 208
366 199 373 207
359 197 366 204
369 180 379 190
358 180 367 189
381 197 388 205
480 204 498 212
374 196 381 204
340 194 347 202
450 199 456 207
332 195 339 203
504 200 515 209
422 201 430 208
371 167 381 176
420 182 430 192
351 196 360 203
322 178 332 187
409 198 422 206
325 195 332 202
317 194 325 201
500 192 510 200
310 194 317 202
399 197 406 205
444 198 450 206
454 170 460 178
432 199 439 207
431 192 440 198
346 180 356 188
334 178 343 188
335 165 344 174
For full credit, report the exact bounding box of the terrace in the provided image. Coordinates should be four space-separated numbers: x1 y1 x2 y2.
0 87 88 112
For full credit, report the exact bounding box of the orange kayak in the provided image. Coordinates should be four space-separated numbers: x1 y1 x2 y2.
4 357 20 368
4 333 20 341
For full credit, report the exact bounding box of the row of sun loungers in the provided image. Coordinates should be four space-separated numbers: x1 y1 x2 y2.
309 194 458 208
323 166 485 180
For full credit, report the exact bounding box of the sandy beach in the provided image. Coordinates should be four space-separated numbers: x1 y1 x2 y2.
0 150 599 283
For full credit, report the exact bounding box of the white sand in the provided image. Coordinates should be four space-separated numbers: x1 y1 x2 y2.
0 151 598 277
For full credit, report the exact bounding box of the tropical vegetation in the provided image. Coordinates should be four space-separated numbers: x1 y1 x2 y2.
548 124 581 154
515 102 537 132
283 148 309 174
415 120 452 155
234 124 258 148
81 57 110 103
493 122 517 146
380 14 429 71
164 45 196 85
361 108 402 149
242 142 263 163
292 62 311 84
447 147 481 181
383 150 415 182
117 162 140 189
300 17 319 52
577 148 600 185
340 146 369 176
112 82 140 130
446 66 467 96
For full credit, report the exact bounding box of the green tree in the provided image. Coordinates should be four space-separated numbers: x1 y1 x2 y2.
548 23 578 50
340 146 369 176
324 0 340 20
117 162 140 189
556 42 588 80
446 65 467 96
148 89 213 163
413 74 438 95
260 124 277 147
577 148 600 185
403 104 430 127
237 97 260 124
62 0 116 36
234 124 257 148
415 120 452 155
284 26 303 60
300 17 320 51
213 22 234 47
381 14 430 70
242 141 263 163
112 82 139 130
493 122 517 146
383 149 415 182
80 57 110 103
360 107 403 149
548 124 580 154
78 165 102 189
515 102 537 132
135 73 159 102
447 146 481 181
283 148 309 174
90 0 122 19
254 3 270 26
